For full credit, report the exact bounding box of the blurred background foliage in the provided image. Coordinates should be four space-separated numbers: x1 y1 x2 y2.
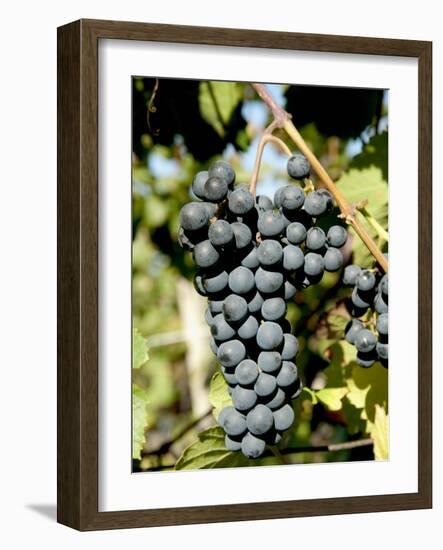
131 77 388 471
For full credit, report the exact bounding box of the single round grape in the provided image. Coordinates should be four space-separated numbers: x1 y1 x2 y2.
283 245 304 271
217 339 246 367
279 185 305 211
204 177 229 202
246 291 263 315
223 408 247 437
208 219 233 247
351 287 371 309
264 388 286 410
208 299 223 314
324 248 343 272
193 240 220 268
211 314 236 342
257 240 283 267
287 153 310 180
236 359 259 386
304 191 328 217
261 297 286 321
376 313 388 336
376 342 388 360
222 294 248 324
203 270 228 294
241 432 266 459
327 225 348 248
193 273 207 297
284 280 297 300
273 404 295 431
255 267 284 294
276 361 298 388
257 322 284 350
257 351 282 373
246 404 274 435
258 211 285 238
231 222 252 249
256 195 273 212
241 245 259 269
191 170 208 200
374 293 388 314
208 160 235 188
354 329 377 353
237 315 259 340
343 264 362 286
218 406 236 428
179 202 209 231
254 372 277 397
232 385 257 412
356 351 376 368
344 319 365 344
209 337 218 355
286 222 307 245
228 266 255 295
304 252 324 277
356 270 376 292
281 334 299 361
306 227 326 251
225 434 242 452
229 186 255 215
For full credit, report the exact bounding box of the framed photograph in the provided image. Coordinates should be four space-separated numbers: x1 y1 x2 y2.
57 19 432 530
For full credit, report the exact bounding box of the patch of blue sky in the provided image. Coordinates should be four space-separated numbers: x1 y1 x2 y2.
148 151 180 179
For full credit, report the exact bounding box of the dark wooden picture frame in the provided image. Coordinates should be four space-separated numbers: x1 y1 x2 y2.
57 19 432 531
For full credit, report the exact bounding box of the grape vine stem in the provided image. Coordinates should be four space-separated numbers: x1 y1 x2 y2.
251 83 388 273
249 125 292 197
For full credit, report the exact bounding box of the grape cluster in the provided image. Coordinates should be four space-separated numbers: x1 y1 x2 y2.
178 154 348 458
343 264 388 368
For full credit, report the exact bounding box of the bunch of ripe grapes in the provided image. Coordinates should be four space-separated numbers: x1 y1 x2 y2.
178 153 351 458
343 264 389 368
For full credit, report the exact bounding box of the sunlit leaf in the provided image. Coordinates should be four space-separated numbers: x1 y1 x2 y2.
337 160 388 267
199 82 243 137
315 388 348 411
368 404 389 460
209 372 233 420
175 427 249 469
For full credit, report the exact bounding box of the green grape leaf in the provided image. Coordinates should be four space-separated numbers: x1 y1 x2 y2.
343 397 366 435
367 404 389 460
199 82 243 137
209 372 233 420
315 388 348 411
351 132 388 182
336 163 388 267
132 384 149 459
132 327 149 370
175 427 249 470
347 362 388 423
